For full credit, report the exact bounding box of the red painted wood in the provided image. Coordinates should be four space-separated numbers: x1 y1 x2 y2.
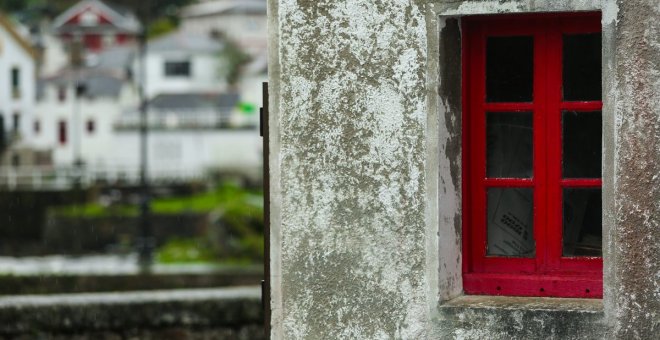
483 103 534 111
116 34 129 44
482 178 534 186
464 273 602 298
560 102 602 110
560 179 602 187
462 13 603 298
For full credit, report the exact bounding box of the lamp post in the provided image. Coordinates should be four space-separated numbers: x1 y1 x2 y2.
137 4 153 273
71 33 84 183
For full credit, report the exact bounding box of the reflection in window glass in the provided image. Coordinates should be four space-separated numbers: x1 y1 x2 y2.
563 111 601 178
486 36 534 102
487 112 533 178
487 188 535 257
563 33 601 101
563 188 602 257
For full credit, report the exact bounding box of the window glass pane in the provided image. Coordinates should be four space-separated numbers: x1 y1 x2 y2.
487 188 534 257
486 36 534 102
563 188 602 257
164 61 191 77
563 33 601 101
487 112 533 178
563 111 601 178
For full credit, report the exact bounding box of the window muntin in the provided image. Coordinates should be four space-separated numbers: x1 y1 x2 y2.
463 14 602 298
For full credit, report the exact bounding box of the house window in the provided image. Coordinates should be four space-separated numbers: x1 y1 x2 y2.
12 113 20 132
34 120 40 134
58 86 67 102
164 60 191 77
11 67 20 99
11 153 19 167
462 14 602 298
87 119 95 134
58 120 67 145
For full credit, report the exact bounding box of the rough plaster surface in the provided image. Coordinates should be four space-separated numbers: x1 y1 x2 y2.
438 296 605 339
274 0 432 338
604 0 660 338
436 17 463 303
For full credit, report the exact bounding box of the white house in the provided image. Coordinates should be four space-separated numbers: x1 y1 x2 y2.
180 0 267 57
139 30 228 99
0 14 37 152
52 0 141 53
32 45 138 170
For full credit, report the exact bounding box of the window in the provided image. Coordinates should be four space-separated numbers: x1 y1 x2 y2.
462 14 602 298
12 112 20 132
58 120 67 145
11 153 19 167
34 120 40 134
58 86 67 102
11 67 20 99
164 60 191 77
87 119 95 134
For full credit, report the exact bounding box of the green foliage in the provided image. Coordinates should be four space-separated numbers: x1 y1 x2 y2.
147 17 176 39
51 183 264 265
52 183 263 217
53 203 138 217
218 40 251 86
155 237 216 264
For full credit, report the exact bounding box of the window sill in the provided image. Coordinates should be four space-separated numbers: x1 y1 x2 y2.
437 295 605 339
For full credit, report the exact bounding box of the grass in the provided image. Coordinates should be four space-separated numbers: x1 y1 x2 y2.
52 183 263 218
50 183 264 265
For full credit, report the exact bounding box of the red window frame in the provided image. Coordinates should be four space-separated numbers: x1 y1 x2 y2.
462 13 603 298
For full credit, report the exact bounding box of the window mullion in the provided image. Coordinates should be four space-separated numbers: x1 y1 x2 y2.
545 22 565 272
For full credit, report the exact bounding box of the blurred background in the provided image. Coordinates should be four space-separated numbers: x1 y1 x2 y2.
0 0 266 295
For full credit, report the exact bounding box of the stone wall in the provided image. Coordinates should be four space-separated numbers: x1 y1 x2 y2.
0 287 264 340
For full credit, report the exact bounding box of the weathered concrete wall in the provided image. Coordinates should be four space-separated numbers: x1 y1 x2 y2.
437 296 605 339
269 0 435 338
270 0 660 338
0 287 264 340
602 0 660 338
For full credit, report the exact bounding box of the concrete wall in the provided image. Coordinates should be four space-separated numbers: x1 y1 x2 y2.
270 0 434 338
602 0 660 338
269 0 659 339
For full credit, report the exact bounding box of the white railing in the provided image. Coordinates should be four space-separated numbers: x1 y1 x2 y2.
114 109 233 129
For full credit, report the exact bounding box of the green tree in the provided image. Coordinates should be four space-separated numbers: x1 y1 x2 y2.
218 40 251 86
